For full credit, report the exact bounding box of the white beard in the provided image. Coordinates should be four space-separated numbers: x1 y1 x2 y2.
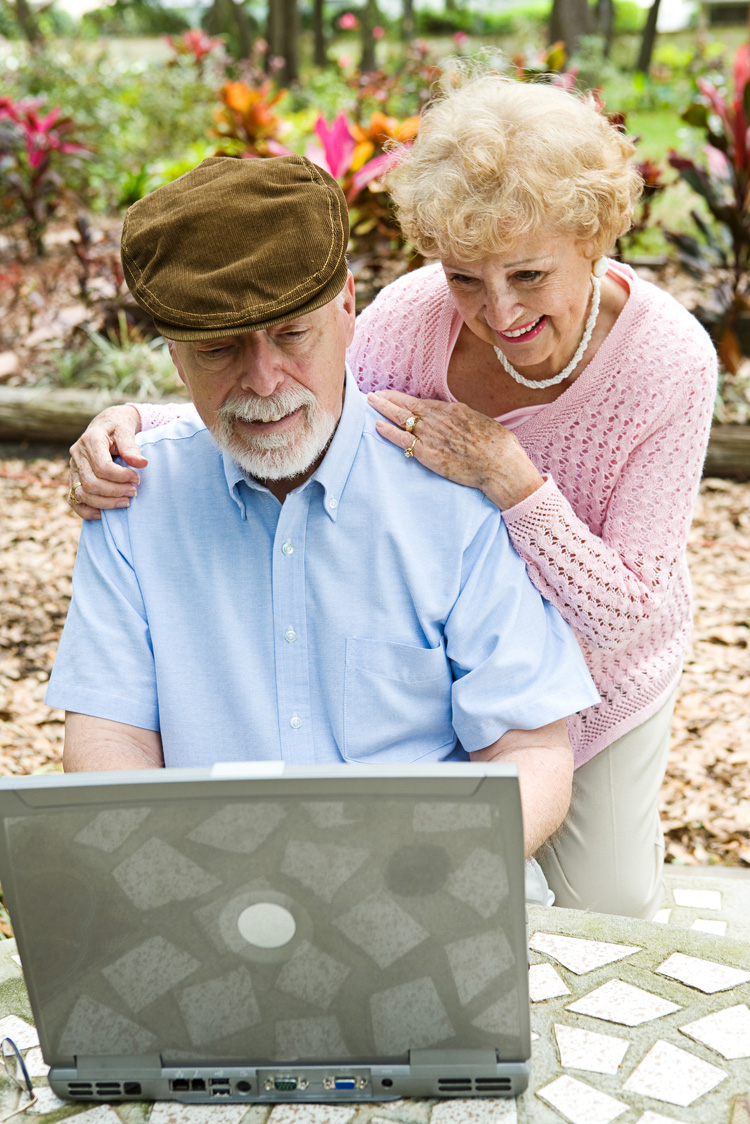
212 387 337 482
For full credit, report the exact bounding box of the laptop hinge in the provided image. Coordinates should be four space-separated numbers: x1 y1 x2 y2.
76 1055 163 1078
409 1049 499 1071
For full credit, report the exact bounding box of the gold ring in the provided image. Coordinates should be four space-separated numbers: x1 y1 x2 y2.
404 436 419 458
68 482 83 505
405 415 419 432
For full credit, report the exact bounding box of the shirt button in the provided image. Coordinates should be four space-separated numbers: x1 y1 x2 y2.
281 541 294 555
328 497 338 509
284 628 297 644
290 715 302 729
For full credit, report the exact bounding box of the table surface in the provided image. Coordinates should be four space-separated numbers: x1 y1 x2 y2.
1 871 749 1124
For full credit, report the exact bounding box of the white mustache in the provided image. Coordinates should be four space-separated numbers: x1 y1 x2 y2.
218 389 317 424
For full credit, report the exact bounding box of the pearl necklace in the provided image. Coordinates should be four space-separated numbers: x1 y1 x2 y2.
493 274 601 390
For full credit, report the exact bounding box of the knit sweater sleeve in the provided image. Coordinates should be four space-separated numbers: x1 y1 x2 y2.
501 304 717 651
133 402 191 430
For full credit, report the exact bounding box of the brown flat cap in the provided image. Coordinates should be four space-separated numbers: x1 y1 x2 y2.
121 155 349 340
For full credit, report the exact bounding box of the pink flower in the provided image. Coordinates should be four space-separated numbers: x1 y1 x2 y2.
373 25 385 38
310 113 356 180
339 12 359 30
338 54 353 69
453 31 469 46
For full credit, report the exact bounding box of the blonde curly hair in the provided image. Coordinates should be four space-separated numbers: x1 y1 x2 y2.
388 69 643 263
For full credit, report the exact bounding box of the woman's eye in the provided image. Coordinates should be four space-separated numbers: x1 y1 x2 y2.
447 273 477 286
514 271 543 283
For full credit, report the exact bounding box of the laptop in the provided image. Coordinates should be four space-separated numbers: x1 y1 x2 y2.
0 762 530 1104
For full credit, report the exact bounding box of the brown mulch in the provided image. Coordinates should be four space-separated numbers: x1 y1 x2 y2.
0 455 748 865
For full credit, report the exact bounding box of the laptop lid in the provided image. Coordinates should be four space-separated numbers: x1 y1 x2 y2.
0 763 530 1102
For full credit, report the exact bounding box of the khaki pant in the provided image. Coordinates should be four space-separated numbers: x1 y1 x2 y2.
537 690 678 920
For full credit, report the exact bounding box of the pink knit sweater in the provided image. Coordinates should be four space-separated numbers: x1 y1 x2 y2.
138 263 717 767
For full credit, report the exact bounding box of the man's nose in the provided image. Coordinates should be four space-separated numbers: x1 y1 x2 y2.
236 334 286 396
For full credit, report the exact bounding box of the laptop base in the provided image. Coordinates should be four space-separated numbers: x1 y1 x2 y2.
51 1050 530 1102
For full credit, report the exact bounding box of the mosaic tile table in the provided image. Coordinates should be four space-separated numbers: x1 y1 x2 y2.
1 899 748 1124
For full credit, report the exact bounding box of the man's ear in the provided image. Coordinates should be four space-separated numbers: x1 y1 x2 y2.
342 271 356 344
167 340 187 388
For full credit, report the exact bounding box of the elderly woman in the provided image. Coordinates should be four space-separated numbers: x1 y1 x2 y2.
67 73 717 919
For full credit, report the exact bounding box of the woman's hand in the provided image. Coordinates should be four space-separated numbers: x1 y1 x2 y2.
368 390 545 511
68 405 147 521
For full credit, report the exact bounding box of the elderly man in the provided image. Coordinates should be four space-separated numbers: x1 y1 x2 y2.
46 155 598 858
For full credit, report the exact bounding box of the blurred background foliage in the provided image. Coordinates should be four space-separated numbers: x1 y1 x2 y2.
2 0 750 389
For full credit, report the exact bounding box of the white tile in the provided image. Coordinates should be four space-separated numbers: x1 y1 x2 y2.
672 888 722 911
431 1099 517 1122
21 1047 48 1078
656 952 750 993
536 1073 627 1124
635 1113 689 1124
529 962 569 1001
0 1016 38 1049
680 1003 750 1060
652 909 671 925
623 1039 726 1106
27 1086 67 1115
267 1107 358 1124
529 932 640 974
554 1023 629 1074
690 918 727 936
61 1109 123 1124
566 978 680 1026
150 1104 260 1124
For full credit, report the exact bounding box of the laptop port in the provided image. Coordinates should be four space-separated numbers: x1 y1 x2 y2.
190 1079 206 1091
210 1088 232 1097
210 1080 230 1088
333 1077 356 1091
170 1080 190 1092
123 1083 142 1096
236 1081 252 1093
273 1078 298 1091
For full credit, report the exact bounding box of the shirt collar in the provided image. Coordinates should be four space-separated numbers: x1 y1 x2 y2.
221 365 366 520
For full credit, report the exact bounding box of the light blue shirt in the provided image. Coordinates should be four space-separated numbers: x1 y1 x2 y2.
46 369 599 766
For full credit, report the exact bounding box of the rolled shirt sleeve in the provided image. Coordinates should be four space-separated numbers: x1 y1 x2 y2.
446 499 600 753
45 513 159 731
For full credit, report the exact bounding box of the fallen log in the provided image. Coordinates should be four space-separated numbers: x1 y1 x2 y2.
0 387 188 445
1 387 749 480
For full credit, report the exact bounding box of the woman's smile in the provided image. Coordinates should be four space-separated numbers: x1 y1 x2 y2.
496 314 548 342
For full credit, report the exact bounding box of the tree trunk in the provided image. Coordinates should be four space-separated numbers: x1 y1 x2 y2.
597 0 614 56
313 0 327 66
635 0 661 73
360 0 378 72
401 0 414 42
266 0 284 68
279 0 299 82
549 0 592 56
11 0 44 44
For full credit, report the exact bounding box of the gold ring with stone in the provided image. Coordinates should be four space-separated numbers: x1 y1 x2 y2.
404 436 419 458
405 415 419 433
68 482 83 504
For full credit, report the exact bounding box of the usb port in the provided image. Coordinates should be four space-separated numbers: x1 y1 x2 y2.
334 1077 356 1091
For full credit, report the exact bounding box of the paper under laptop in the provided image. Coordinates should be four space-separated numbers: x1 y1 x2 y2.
0 762 530 1103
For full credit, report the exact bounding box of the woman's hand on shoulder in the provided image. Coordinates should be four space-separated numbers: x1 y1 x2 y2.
368 390 545 511
68 404 147 521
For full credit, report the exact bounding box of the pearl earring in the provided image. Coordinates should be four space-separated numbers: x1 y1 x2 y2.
592 256 609 278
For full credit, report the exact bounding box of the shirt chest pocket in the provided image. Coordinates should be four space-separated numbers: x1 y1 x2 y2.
342 637 456 763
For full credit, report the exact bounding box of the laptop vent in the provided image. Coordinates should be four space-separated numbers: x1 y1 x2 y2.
66 1082 142 1098
437 1077 512 1094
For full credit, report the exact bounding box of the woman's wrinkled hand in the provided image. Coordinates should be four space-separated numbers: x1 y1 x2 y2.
367 389 545 511
68 404 147 521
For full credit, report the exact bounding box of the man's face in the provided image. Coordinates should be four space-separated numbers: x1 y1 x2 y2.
169 275 356 489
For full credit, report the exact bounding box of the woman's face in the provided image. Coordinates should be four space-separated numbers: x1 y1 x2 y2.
442 228 595 378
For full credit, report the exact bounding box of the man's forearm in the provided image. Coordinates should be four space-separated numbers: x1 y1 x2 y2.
64 712 164 771
470 719 573 857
